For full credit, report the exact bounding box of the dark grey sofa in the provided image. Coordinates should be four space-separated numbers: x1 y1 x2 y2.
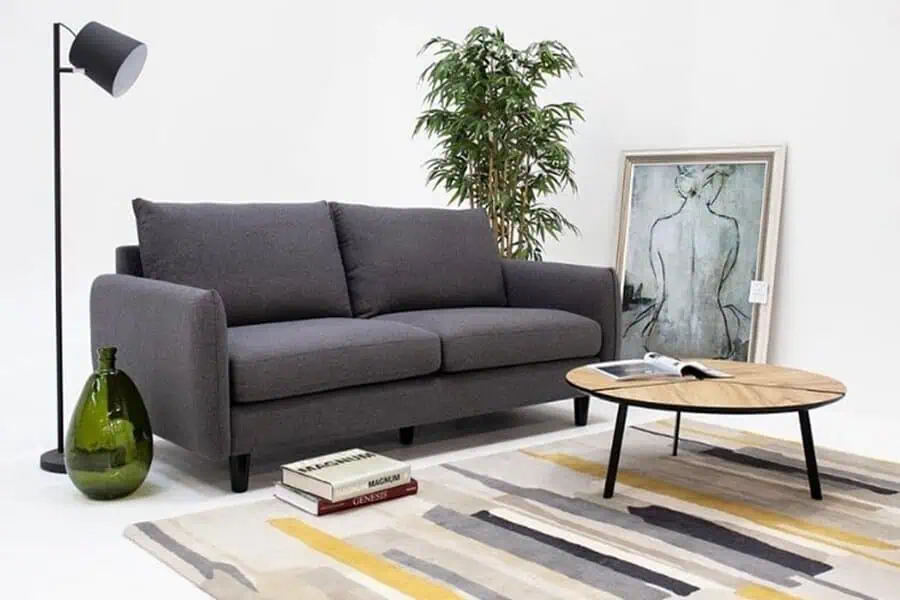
90 200 620 492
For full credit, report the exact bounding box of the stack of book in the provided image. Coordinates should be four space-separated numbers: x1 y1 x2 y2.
274 448 418 516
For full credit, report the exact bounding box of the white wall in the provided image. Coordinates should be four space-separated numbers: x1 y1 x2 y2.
2 0 898 453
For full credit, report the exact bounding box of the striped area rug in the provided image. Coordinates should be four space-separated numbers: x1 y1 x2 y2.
127 419 900 599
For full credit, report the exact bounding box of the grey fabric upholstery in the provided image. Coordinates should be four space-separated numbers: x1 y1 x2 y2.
502 259 621 362
90 274 230 460
228 318 441 404
93 208 623 485
133 199 352 326
375 307 601 373
116 245 143 276
231 357 589 454
330 202 507 317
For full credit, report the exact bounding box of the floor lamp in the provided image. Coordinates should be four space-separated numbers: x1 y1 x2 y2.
40 21 148 474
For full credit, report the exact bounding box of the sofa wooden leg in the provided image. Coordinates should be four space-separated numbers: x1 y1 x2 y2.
229 453 251 493
574 396 590 426
398 426 415 445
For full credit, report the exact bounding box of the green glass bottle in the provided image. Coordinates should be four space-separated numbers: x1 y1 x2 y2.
65 347 153 500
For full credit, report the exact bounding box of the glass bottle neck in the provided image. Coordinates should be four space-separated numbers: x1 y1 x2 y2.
96 347 118 373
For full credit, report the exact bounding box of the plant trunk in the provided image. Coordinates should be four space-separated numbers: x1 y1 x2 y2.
488 151 506 256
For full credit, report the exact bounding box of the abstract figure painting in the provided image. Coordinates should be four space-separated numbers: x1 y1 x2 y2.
616 147 786 363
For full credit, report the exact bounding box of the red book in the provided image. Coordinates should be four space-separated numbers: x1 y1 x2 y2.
274 478 418 516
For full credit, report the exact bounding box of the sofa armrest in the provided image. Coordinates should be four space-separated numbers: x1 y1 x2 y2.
90 274 230 460
501 259 621 361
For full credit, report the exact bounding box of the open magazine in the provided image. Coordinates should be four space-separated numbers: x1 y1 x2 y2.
591 353 732 381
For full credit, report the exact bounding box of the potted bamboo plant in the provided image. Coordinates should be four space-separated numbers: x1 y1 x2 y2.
414 26 584 260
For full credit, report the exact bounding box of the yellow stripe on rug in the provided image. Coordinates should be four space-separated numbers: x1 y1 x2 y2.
524 451 896 553
268 518 463 600
736 583 804 599
647 421 797 452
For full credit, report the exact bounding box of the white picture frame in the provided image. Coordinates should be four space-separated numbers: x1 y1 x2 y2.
615 146 786 363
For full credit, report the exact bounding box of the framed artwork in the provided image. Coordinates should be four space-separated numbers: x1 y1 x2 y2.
616 146 786 363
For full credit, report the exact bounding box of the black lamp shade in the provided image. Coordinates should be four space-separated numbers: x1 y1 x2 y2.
68 21 147 97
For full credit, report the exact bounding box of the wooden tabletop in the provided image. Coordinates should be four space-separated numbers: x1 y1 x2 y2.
566 359 846 414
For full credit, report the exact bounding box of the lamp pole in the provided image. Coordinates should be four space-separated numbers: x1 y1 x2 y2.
42 23 74 473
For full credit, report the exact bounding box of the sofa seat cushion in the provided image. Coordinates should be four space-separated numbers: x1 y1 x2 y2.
133 199 352 326
375 307 602 373
228 318 441 404
330 202 507 317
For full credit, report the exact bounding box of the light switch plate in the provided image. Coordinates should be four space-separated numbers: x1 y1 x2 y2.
749 280 769 304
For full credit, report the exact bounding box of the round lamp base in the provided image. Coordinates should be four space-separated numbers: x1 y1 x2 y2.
40 449 67 474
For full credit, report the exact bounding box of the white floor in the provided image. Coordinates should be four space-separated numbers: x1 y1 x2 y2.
1 398 896 599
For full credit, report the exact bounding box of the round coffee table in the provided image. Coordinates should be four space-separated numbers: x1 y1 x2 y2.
566 359 846 500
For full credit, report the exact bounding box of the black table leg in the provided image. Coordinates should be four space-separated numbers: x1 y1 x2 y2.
672 411 682 457
799 410 823 500
604 403 629 498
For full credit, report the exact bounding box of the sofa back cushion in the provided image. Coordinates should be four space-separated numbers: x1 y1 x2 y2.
133 199 352 325
330 202 507 317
